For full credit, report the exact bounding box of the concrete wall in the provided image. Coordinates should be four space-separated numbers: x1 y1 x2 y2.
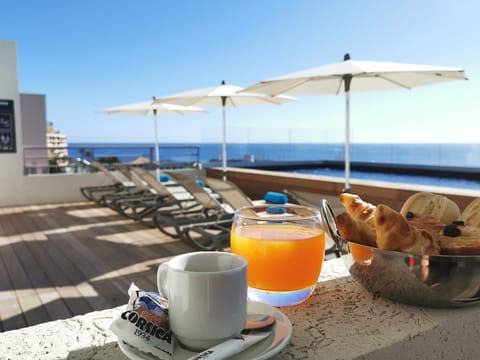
20 94 46 147
19 173 112 205
21 93 48 174
0 41 25 206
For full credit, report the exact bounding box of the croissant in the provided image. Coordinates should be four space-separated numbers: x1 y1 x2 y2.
374 204 440 255
336 212 377 247
339 193 376 227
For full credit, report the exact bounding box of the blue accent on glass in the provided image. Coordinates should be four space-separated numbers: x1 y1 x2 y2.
266 206 286 214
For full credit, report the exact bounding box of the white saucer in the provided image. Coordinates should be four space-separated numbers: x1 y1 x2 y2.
118 300 292 360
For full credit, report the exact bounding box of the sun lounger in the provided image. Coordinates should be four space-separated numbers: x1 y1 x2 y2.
96 164 158 206
177 177 258 251
152 173 294 250
155 173 298 251
202 176 254 211
78 159 139 203
106 166 203 220
180 216 234 250
180 183 293 251
151 172 233 241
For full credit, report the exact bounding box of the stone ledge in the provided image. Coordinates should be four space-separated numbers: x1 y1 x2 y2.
0 306 126 360
1 258 479 359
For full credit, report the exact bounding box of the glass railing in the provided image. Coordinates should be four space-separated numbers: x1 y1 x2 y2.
23 144 201 175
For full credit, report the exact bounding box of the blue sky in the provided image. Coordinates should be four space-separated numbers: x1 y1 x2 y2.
2 0 479 144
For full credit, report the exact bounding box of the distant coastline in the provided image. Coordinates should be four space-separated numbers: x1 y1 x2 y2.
68 142 480 190
70 142 480 168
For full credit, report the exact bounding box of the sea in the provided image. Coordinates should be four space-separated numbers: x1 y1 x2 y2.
69 142 480 190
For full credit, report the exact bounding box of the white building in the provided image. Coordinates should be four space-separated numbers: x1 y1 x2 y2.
46 121 69 163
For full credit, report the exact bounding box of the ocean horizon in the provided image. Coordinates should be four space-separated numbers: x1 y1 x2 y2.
68 142 480 191
70 142 480 168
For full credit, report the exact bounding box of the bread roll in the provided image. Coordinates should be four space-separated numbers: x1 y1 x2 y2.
339 193 376 227
459 198 480 228
336 212 377 247
400 192 460 224
375 204 440 255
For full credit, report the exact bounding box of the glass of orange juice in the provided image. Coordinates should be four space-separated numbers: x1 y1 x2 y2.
231 204 325 306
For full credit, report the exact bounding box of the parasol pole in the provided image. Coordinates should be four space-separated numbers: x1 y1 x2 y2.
152 96 161 181
343 54 352 193
344 89 351 193
221 95 227 181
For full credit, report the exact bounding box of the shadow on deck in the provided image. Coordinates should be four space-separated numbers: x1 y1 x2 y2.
0 201 195 332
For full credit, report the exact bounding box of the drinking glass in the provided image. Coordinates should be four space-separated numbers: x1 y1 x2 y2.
231 204 325 306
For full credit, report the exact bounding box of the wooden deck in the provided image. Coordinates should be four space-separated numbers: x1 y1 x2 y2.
0 201 195 332
3 170 479 334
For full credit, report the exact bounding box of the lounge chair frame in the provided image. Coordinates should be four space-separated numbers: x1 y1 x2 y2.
79 160 139 204
151 172 229 241
167 176 254 250
107 166 202 220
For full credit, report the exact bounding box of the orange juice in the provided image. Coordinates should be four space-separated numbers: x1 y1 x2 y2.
231 224 325 292
349 242 374 263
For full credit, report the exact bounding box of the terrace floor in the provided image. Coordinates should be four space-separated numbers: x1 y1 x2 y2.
0 201 195 332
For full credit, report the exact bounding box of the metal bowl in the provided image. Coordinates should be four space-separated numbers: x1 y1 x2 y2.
320 199 480 308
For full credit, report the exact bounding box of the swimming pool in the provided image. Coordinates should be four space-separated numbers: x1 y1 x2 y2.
291 167 480 191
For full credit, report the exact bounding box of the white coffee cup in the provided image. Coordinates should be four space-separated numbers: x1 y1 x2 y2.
157 251 247 351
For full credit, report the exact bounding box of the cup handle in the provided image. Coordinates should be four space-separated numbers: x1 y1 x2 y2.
157 262 169 299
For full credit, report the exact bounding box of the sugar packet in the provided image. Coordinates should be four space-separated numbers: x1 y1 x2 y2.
110 283 175 359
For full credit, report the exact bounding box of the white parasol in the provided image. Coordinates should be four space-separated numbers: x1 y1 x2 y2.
154 81 295 180
100 100 206 179
244 53 467 192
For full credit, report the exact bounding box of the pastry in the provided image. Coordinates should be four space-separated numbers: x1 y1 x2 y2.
440 236 480 255
458 198 480 228
336 212 377 247
399 192 460 224
404 211 446 234
339 193 376 227
375 204 440 255
440 220 480 255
